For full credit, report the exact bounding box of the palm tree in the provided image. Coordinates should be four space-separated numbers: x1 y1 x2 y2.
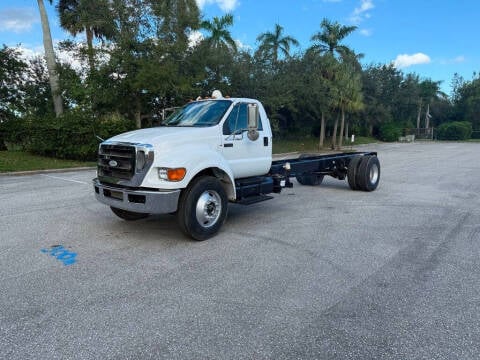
310 18 357 59
57 0 114 73
336 64 364 148
200 14 237 52
336 50 364 148
37 0 63 117
256 24 299 64
199 14 237 92
310 18 359 149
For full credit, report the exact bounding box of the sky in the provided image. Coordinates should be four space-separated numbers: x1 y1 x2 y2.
0 0 478 95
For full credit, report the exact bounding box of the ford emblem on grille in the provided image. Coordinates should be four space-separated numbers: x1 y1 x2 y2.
108 160 118 167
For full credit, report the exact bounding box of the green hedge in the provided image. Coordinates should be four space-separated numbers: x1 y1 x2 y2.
437 121 472 140
378 122 401 142
0 111 135 161
0 118 27 151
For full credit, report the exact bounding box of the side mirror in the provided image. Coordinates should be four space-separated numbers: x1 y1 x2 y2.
247 103 259 141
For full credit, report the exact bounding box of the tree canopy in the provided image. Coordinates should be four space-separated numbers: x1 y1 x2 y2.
1 2 477 159
256 24 299 64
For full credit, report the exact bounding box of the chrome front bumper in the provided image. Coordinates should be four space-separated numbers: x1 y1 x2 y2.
93 178 180 214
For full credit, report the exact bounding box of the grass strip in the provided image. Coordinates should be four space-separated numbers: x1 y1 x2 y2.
0 151 95 173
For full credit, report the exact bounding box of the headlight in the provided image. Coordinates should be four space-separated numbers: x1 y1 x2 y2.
136 150 146 171
158 168 168 180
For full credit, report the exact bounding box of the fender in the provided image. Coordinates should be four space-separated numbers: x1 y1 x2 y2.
140 144 237 200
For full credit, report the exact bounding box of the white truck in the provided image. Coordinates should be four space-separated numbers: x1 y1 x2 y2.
93 93 380 240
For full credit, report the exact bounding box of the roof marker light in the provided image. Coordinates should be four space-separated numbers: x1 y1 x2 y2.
212 90 223 99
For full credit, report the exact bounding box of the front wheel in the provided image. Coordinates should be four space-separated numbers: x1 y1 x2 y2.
177 176 228 241
110 207 149 221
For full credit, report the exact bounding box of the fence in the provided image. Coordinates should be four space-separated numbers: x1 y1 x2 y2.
401 128 435 141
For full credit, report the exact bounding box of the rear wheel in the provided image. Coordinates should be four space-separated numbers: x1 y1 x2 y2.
177 176 228 241
355 155 381 191
347 156 362 190
110 207 149 221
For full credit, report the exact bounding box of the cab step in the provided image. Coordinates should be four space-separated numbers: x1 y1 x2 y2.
236 195 274 205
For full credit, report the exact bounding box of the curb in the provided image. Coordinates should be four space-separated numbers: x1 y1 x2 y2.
0 166 96 177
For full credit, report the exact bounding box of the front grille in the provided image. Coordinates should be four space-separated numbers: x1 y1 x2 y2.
98 143 136 180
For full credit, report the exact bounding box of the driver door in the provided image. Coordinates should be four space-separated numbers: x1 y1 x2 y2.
221 102 271 178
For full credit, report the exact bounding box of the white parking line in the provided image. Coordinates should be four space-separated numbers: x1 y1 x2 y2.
40 174 89 185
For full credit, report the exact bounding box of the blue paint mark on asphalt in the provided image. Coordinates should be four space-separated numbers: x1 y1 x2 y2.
41 245 77 266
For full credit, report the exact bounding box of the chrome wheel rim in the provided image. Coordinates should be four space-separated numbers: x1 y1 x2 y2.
369 163 379 184
196 190 222 228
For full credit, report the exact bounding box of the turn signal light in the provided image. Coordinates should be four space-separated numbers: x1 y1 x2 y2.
167 168 186 181
159 167 186 181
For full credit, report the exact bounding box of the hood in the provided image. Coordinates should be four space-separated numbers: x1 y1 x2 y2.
106 126 220 147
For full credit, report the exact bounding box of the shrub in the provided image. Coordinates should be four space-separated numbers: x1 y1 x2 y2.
378 122 401 142
0 118 31 151
2 110 136 161
400 120 415 136
436 121 472 140
95 113 136 142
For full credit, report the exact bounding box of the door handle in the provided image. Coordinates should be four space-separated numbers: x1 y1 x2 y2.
224 143 233 147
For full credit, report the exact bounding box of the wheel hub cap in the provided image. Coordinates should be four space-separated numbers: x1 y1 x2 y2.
196 190 222 228
369 164 379 184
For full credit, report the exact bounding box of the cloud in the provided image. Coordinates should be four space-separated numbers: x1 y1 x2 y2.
349 0 374 24
14 42 88 76
359 28 372 36
13 44 43 61
393 53 431 68
0 7 38 33
188 30 251 52
188 30 204 48
234 39 252 51
196 0 239 12
357 0 375 13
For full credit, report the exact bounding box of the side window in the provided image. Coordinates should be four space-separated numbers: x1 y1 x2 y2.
223 103 263 135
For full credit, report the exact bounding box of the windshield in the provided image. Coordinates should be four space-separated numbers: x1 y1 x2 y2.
162 100 232 127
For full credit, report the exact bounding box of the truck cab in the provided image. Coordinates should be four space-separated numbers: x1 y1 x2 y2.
94 93 273 239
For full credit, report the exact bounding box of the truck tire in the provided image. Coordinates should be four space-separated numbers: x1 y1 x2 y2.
355 155 380 191
177 176 228 241
347 156 362 190
295 173 324 186
110 207 149 221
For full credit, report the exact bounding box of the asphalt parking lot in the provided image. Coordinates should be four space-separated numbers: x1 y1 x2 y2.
1 142 479 359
